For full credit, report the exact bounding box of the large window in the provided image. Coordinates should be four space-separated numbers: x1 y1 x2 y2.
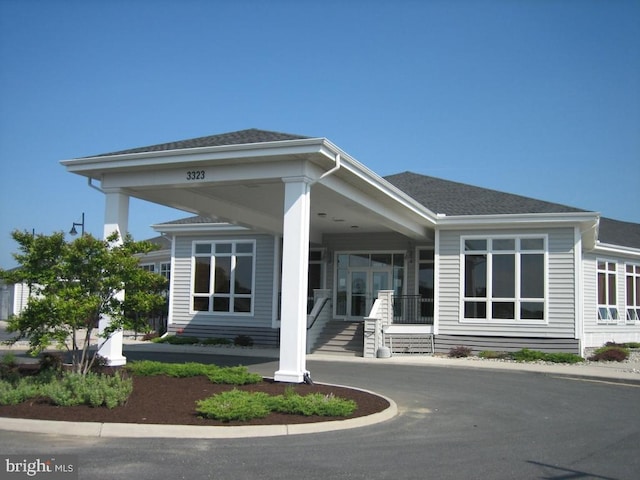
626 264 640 323
192 241 255 314
597 260 619 323
462 236 545 322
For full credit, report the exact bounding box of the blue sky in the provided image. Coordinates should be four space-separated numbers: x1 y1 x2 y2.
1 0 638 268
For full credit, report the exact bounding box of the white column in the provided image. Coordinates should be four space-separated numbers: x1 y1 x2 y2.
97 190 129 366
274 178 311 383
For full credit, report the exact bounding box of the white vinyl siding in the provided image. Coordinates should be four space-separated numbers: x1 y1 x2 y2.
438 227 577 338
583 253 640 347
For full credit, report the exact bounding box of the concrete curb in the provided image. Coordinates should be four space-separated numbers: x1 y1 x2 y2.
0 386 397 439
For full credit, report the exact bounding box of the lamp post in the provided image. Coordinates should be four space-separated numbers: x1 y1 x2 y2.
69 212 85 236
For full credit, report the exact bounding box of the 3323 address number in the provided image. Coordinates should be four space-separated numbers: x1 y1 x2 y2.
186 170 205 180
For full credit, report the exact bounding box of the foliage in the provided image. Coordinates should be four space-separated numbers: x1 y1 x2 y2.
509 348 584 363
478 350 510 360
448 345 472 358
196 389 273 422
152 335 200 345
126 361 262 385
206 366 262 385
0 370 132 408
122 263 168 338
201 337 232 346
195 387 357 422
234 335 254 347
589 345 629 362
273 386 357 417
0 230 166 375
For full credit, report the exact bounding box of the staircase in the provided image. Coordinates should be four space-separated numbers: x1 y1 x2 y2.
310 320 364 356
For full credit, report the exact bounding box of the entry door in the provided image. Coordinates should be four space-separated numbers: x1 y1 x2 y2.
348 269 390 318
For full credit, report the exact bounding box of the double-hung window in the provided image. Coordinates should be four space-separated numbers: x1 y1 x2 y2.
597 260 619 323
192 241 255 315
462 236 546 322
626 264 640 323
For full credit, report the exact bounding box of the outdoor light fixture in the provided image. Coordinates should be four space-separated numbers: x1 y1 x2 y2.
69 212 85 236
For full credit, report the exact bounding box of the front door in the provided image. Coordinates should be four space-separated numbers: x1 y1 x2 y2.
336 252 404 320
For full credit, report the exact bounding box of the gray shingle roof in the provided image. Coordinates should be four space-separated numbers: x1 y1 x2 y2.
156 215 220 226
598 218 640 249
384 171 587 216
91 129 309 157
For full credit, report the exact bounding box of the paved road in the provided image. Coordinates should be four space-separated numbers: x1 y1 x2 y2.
1 352 639 480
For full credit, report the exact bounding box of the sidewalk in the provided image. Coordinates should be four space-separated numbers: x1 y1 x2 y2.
2 320 639 384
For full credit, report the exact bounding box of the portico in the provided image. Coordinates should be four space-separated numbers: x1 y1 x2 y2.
61 129 433 382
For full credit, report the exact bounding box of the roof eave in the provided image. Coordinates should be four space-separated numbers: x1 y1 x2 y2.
592 241 640 258
151 222 250 234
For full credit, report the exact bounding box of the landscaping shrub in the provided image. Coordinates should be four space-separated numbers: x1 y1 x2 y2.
448 345 472 358
234 335 254 347
43 372 133 408
273 387 357 417
589 346 629 362
126 361 262 384
195 387 358 422
196 389 272 422
478 350 510 360
0 378 40 405
508 349 584 363
206 366 262 385
201 337 232 346
152 335 200 345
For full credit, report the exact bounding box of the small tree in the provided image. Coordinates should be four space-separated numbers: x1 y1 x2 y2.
0 230 166 374
123 265 168 339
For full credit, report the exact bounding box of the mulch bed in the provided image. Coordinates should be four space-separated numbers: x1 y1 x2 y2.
0 373 390 427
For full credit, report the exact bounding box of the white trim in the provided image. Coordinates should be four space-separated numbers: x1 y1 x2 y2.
459 234 548 325
434 229 440 335
271 235 281 328
574 227 584 344
593 242 640 258
166 235 176 328
153 222 249 234
190 239 257 316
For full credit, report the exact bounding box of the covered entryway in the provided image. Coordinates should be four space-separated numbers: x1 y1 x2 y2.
336 252 405 320
61 129 436 382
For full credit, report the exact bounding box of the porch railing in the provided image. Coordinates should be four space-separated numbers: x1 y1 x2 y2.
392 295 434 324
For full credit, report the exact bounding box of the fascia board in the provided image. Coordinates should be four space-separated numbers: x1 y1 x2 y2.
151 223 250 234
592 242 640 258
434 212 599 229
60 138 334 175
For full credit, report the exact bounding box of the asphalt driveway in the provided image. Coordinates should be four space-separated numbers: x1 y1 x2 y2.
1 352 639 480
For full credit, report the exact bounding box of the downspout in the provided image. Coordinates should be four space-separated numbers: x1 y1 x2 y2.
88 177 105 194
308 153 341 186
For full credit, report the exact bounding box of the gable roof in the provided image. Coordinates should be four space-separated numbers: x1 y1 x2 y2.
384 171 587 216
91 129 309 157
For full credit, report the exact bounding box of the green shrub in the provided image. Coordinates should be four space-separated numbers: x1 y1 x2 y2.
448 345 472 358
152 335 200 345
127 361 262 385
206 366 262 385
589 346 629 362
201 337 232 346
43 372 132 408
508 349 584 363
196 389 272 422
273 387 357 417
478 350 510 359
234 335 254 347
126 360 217 377
0 378 40 405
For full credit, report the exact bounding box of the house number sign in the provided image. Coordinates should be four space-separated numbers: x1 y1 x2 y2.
186 170 206 180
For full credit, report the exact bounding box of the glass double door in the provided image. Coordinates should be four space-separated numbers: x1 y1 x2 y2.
348 269 391 318
336 252 405 320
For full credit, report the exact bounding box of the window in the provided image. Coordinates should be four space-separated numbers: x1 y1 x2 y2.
192 241 255 314
626 264 640 323
462 236 545 322
160 262 171 282
140 263 155 272
597 260 619 323
418 249 435 319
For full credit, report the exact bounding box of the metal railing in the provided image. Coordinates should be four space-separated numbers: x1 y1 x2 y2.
392 295 434 324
